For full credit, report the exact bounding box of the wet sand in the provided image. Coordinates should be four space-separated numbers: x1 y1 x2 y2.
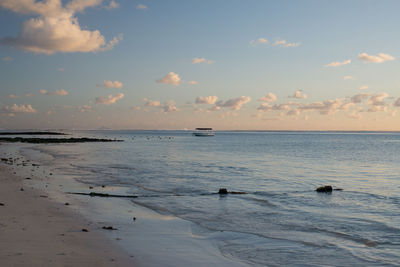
0 164 136 266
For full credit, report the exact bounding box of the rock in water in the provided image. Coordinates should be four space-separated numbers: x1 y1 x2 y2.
316 185 333 193
218 188 228 194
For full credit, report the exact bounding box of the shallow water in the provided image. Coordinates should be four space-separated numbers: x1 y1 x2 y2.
23 131 400 266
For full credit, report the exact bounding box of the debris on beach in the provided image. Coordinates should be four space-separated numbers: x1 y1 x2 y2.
81 228 89 232
102 226 117 230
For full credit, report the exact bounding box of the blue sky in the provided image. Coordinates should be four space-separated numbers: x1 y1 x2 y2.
1 0 400 130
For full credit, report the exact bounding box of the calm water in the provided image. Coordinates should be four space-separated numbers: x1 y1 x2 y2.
29 131 400 266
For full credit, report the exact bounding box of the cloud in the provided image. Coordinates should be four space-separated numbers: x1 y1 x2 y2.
2 56 13 62
98 80 124 88
106 0 119 9
195 96 218 105
358 53 395 63
0 0 122 54
78 105 93 112
188 81 198 85
192 57 214 64
259 93 277 102
350 93 370 103
324 59 351 67
359 85 368 90
143 98 161 107
344 76 354 80
2 104 37 115
215 96 251 110
8 94 20 99
136 4 148 10
250 38 269 46
95 93 124 105
367 93 388 106
161 101 178 113
290 90 307 99
394 97 400 107
258 103 290 112
272 39 300 48
40 89 69 96
156 72 181 86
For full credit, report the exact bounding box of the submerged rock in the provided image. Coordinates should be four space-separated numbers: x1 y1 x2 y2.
316 185 333 193
218 188 228 194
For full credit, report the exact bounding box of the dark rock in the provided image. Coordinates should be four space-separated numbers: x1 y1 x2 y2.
218 188 228 194
0 203 4 206
20 188 24 191
82 228 89 232
65 202 69 205
102 226 117 230
133 217 136 221
1 158 8 162
333 188 343 191
316 185 333 193
89 186 93 189
25 177 31 180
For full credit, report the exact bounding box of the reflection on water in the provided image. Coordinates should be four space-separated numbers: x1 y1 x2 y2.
30 131 400 266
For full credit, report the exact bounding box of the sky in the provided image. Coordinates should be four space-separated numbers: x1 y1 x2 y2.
1 0 400 130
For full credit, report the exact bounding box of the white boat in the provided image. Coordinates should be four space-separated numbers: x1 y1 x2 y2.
193 128 214 136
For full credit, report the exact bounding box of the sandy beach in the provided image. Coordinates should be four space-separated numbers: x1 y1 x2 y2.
0 163 136 266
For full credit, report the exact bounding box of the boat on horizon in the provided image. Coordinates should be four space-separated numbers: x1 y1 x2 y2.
192 128 214 136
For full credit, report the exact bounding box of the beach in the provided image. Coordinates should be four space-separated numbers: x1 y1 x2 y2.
0 140 249 267
0 162 136 266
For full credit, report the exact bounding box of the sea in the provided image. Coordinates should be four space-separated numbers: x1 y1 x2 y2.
11 131 400 266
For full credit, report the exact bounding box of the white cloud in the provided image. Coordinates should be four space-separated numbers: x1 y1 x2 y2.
259 93 277 102
367 93 388 106
250 38 269 46
95 93 124 105
40 89 68 96
2 104 37 114
136 4 148 10
98 80 124 88
156 72 181 86
257 103 290 112
79 105 93 112
324 59 351 67
195 96 218 105
0 0 122 54
161 101 178 113
359 85 368 90
350 93 370 103
290 90 307 99
2 56 13 62
192 57 214 64
106 0 119 9
273 39 300 48
394 97 400 107
215 96 251 111
188 81 198 85
358 53 395 63
143 98 161 107
344 76 354 80
8 94 20 99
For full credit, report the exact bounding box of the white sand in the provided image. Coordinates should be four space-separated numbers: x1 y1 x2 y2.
0 164 136 266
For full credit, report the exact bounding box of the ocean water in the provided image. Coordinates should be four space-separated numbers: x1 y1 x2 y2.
24 131 400 266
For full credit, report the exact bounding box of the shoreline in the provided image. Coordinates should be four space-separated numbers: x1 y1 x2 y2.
0 147 136 266
0 142 249 267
